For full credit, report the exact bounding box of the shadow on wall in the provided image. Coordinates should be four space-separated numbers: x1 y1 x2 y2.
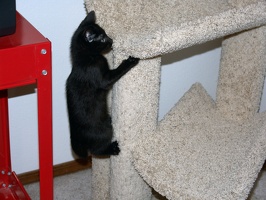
162 38 223 65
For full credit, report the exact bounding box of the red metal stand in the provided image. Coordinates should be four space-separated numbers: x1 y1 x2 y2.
0 12 53 199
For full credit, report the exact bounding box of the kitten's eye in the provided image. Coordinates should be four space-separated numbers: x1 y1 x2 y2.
100 38 106 42
84 30 95 43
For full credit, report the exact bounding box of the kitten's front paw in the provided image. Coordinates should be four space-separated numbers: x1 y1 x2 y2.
111 141 120 155
126 56 140 66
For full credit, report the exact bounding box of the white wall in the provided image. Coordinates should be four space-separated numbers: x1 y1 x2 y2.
9 1 266 174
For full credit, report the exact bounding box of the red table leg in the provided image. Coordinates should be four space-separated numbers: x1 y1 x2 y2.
36 43 53 200
0 90 11 174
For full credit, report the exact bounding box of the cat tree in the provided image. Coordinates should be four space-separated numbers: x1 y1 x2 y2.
84 0 266 199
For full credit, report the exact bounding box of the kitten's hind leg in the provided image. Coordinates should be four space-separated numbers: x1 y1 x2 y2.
92 141 120 156
71 140 89 159
108 141 120 155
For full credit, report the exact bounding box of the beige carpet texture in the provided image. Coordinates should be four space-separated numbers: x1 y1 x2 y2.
84 0 266 199
23 168 266 199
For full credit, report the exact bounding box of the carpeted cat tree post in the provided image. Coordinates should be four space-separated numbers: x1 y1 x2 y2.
84 0 266 199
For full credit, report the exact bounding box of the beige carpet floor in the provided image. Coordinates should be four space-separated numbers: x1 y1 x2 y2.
24 168 266 200
24 169 91 200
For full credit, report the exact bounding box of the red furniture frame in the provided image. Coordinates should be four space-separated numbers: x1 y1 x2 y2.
0 12 53 199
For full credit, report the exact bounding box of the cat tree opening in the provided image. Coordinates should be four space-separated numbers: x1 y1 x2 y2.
158 39 222 121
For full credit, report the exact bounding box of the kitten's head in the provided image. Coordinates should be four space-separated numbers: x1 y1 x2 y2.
72 11 113 54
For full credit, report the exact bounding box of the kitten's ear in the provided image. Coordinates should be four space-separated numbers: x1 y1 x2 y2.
85 11 96 23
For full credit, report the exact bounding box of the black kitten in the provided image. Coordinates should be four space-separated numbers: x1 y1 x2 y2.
66 11 139 158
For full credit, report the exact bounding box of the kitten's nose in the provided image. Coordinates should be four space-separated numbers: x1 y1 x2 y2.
107 37 113 44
